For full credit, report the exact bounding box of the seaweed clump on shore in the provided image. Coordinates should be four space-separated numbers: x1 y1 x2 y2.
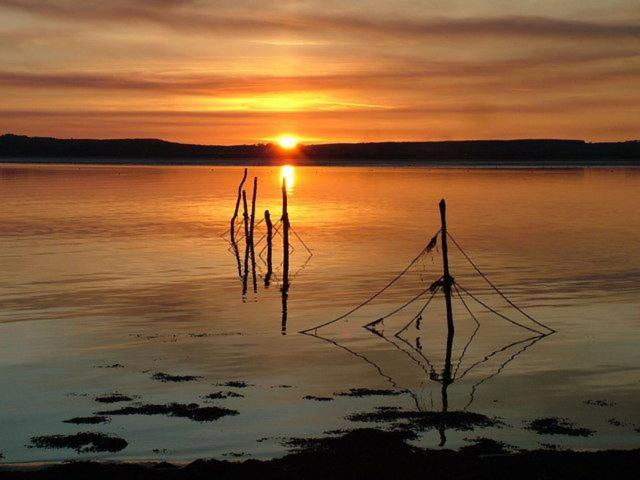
63 416 110 425
215 381 252 388
151 372 203 383
582 399 616 407
525 417 594 437
94 394 135 404
335 388 406 397
203 391 244 400
286 428 419 455
303 395 334 402
97 403 238 422
459 437 514 455
348 407 503 433
29 432 127 453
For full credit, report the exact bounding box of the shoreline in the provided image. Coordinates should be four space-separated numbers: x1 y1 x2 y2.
2 428 638 479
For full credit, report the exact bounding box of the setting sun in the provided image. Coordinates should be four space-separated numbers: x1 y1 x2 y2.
278 135 299 150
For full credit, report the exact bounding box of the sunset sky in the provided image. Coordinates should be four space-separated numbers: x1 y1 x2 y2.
0 0 638 144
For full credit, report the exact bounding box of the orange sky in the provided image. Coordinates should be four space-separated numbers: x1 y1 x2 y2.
0 0 639 144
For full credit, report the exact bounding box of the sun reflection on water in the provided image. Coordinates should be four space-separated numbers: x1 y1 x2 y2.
280 165 295 192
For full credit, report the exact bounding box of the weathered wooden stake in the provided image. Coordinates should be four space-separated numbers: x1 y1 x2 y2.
264 210 273 287
230 168 248 243
439 198 455 337
281 177 290 334
249 177 258 293
241 190 250 297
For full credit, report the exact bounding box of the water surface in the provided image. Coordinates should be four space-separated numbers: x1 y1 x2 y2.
1 164 639 462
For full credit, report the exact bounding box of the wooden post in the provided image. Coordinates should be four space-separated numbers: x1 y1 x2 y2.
230 168 248 243
264 210 273 287
249 177 258 293
281 177 290 334
439 199 455 338
241 190 249 298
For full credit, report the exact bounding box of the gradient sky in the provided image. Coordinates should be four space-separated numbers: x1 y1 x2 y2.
0 0 639 144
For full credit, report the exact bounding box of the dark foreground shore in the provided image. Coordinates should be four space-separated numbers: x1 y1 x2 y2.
2 429 637 480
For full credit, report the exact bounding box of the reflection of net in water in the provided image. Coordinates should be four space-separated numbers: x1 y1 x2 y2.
225 216 312 287
302 200 555 445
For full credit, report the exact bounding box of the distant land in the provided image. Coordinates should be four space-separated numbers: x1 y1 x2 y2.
1 133 639 166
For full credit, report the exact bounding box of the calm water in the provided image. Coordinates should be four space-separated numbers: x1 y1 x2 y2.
1 164 639 462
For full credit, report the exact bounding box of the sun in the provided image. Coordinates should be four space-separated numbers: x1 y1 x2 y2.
277 135 299 150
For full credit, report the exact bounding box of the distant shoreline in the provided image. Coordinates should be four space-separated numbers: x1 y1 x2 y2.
1 158 639 168
1 134 639 166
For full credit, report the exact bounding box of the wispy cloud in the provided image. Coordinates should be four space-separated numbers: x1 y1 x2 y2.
1 0 639 141
3 0 640 41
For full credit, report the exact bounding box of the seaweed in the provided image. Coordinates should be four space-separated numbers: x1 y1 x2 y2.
459 437 513 455
285 428 416 454
348 407 503 433
63 416 110 425
97 403 238 422
203 391 244 400
583 399 616 407
525 417 594 437
215 381 252 388
303 395 334 402
29 432 127 453
94 394 134 404
151 372 203 383
607 418 628 427
335 388 406 397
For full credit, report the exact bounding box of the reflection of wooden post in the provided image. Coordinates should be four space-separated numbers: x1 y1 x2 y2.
249 177 258 293
231 239 242 279
264 210 273 287
241 190 249 298
281 178 290 334
230 168 248 243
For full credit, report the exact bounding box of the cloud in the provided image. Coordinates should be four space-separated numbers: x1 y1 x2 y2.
1 50 638 97
2 0 640 41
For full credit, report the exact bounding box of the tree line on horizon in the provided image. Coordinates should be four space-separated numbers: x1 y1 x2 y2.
1 133 639 162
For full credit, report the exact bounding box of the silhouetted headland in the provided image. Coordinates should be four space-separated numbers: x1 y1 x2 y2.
1 134 639 166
